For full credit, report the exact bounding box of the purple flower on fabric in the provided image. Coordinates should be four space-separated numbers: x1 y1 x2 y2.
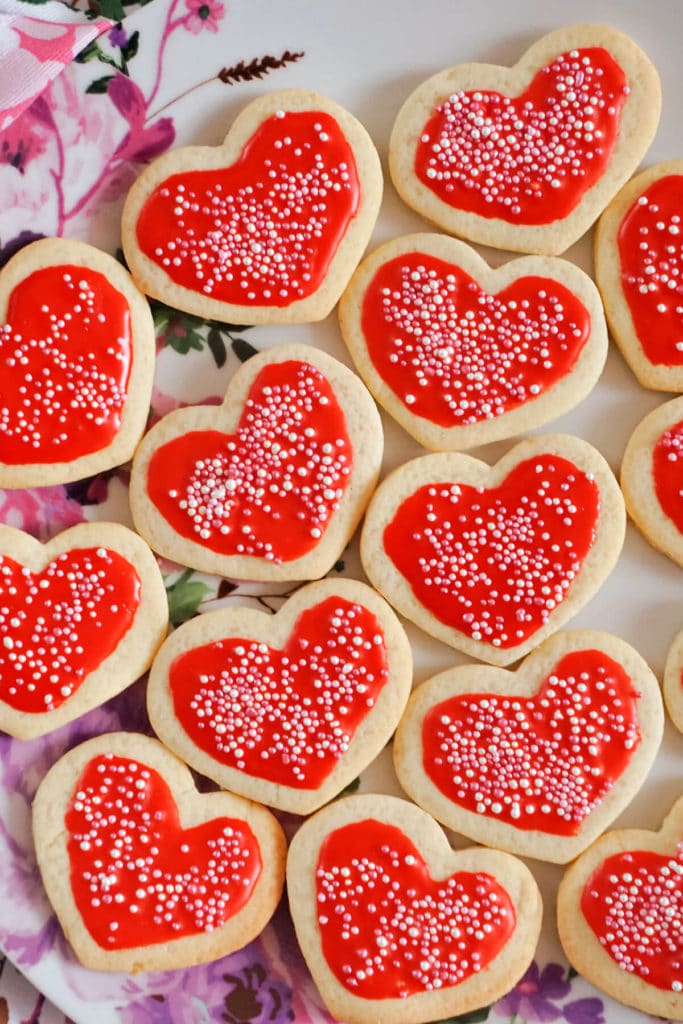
108 24 128 48
563 997 606 1024
494 962 571 1022
118 948 294 1024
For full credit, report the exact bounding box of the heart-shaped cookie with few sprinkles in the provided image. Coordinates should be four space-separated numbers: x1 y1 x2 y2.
0 238 155 488
0 523 168 740
287 793 542 1024
361 433 625 666
33 732 286 973
595 161 683 391
389 25 661 255
663 628 683 735
147 578 412 814
394 630 663 863
621 395 683 568
129 344 382 581
121 89 383 325
338 233 607 450
557 794 683 1020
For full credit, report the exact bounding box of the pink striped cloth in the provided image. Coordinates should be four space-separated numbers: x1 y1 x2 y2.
0 0 112 130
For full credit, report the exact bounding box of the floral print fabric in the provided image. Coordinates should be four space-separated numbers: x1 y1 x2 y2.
0 0 111 131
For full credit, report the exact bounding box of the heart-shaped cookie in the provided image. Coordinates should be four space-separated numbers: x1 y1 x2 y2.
33 732 286 972
558 794 683 1020
663 628 683 735
621 395 683 568
361 434 625 665
148 578 412 813
596 161 683 391
394 630 663 863
0 238 155 488
287 793 541 1024
389 25 660 255
0 523 167 740
130 344 382 581
339 233 607 449
122 89 382 325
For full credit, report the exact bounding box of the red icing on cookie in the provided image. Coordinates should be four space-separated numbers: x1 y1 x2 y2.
135 111 360 308
383 455 600 649
146 361 353 563
617 175 683 365
415 48 628 225
581 846 683 992
652 418 683 533
66 753 262 950
315 819 516 999
422 650 641 835
361 254 590 425
0 548 140 714
0 265 132 465
168 597 389 788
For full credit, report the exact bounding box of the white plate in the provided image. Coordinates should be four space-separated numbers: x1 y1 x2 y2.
0 1 681 1020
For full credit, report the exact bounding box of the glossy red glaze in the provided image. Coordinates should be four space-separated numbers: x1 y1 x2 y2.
652 418 683 533
316 818 516 998
135 111 360 307
66 754 262 950
361 253 590 425
423 649 641 834
169 596 389 788
383 454 600 648
0 265 132 464
146 361 353 563
617 175 683 365
415 48 628 225
581 846 683 991
0 548 140 714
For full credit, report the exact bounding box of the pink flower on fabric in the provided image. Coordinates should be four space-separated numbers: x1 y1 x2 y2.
0 14 110 131
0 485 85 541
184 0 226 34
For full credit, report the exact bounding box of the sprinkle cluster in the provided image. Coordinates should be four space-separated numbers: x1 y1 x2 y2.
583 847 683 992
146 112 358 305
316 821 514 998
0 549 138 714
0 272 128 454
172 598 388 788
369 257 586 423
425 652 640 834
417 48 628 222
162 362 352 560
67 754 260 949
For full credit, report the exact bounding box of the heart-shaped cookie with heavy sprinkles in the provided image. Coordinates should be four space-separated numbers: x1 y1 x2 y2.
595 161 683 391
361 434 625 666
558 794 683 1020
147 578 411 814
33 732 286 973
394 630 663 863
121 89 382 325
0 523 168 740
129 344 382 580
389 25 660 255
287 793 542 1024
621 395 683 568
339 233 607 449
0 238 155 487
